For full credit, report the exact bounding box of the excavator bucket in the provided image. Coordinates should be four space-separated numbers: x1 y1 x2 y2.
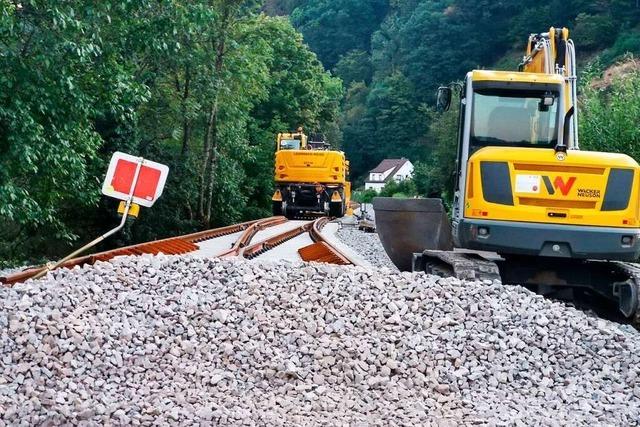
373 197 453 271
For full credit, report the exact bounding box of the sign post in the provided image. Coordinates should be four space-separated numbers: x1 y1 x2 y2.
33 152 169 279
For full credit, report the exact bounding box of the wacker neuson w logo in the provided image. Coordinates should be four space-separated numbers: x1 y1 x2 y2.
515 174 599 198
542 176 576 196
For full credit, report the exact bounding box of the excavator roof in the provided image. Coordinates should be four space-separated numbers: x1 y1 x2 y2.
471 69 564 85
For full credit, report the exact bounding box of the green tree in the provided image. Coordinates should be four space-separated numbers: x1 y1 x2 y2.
340 82 375 178
334 50 373 86
573 13 617 51
290 0 389 69
352 188 378 204
340 72 428 179
0 1 146 262
0 1 342 265
378 179 417 198
413 101 459 201
580 62 640 161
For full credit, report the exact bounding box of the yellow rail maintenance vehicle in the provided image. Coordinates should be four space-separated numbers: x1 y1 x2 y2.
272 129 351 219
374 28 640 325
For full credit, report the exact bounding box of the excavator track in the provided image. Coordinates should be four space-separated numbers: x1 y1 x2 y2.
413 250 640 329
413 250 501 282
610 262 640 328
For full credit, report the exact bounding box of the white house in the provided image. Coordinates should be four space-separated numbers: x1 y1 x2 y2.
364 158 414 192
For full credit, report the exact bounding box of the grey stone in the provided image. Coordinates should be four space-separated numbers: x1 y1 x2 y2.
1 254 639 426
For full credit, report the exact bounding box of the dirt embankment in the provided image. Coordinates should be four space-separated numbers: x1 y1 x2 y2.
589 58 640 89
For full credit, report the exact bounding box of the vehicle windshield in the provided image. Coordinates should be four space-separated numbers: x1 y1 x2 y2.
280 139 301 150
471 88 559 148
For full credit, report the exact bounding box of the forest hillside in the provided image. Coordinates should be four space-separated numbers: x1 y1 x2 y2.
274 0 640 192
1 0 639 265
0 1 340 264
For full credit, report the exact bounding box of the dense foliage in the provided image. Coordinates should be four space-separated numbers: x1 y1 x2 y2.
2 0 640 265
285 0 640 182
580 59 640 160
0 1 340 265
353 179 418 204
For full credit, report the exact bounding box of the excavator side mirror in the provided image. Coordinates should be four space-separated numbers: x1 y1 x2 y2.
436 87 452 112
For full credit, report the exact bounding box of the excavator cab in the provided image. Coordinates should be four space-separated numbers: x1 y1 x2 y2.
451 70 640 261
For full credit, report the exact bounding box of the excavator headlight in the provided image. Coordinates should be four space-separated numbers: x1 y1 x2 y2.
478 226 489 237
622 236 634 246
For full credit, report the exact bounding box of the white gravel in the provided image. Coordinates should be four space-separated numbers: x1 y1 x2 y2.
2 255 640 425
336 226 398 271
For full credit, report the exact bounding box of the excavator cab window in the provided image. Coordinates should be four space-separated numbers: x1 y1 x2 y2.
470 88 559 149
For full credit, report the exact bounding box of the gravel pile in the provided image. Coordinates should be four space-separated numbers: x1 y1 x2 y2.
2 255 640 425
336 227 398 271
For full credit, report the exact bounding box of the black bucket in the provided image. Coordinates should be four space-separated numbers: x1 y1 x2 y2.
373 197 453 271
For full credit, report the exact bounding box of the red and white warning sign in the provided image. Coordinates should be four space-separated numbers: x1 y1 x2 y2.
101 152 169 207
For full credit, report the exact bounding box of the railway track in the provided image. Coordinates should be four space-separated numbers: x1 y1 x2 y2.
0 216 360 286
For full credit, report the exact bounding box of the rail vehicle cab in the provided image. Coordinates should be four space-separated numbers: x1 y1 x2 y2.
277 130 308 151
272 129 351 219
440 68 640 261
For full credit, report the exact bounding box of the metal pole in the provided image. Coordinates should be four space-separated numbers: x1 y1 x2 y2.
33 158 145 280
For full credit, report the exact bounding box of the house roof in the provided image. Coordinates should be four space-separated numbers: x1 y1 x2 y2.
370 158 409 174
367 158 411 183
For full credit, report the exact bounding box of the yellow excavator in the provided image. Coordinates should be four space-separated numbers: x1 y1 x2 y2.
374 27 640 325
272 128 351 218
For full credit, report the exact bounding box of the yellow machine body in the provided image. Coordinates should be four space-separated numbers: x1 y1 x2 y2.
373 26 640 323
275 150 349 186
272 131 351 218
464 69 640 230
117 201 140 219
465 147 640 228
450 29 640 260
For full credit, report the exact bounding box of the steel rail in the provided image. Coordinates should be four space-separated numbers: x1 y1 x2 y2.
1 219 261 286
240 217 359 266
240 221 314 259
299 217 359 265
217 216 288 258
2 216 359 286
